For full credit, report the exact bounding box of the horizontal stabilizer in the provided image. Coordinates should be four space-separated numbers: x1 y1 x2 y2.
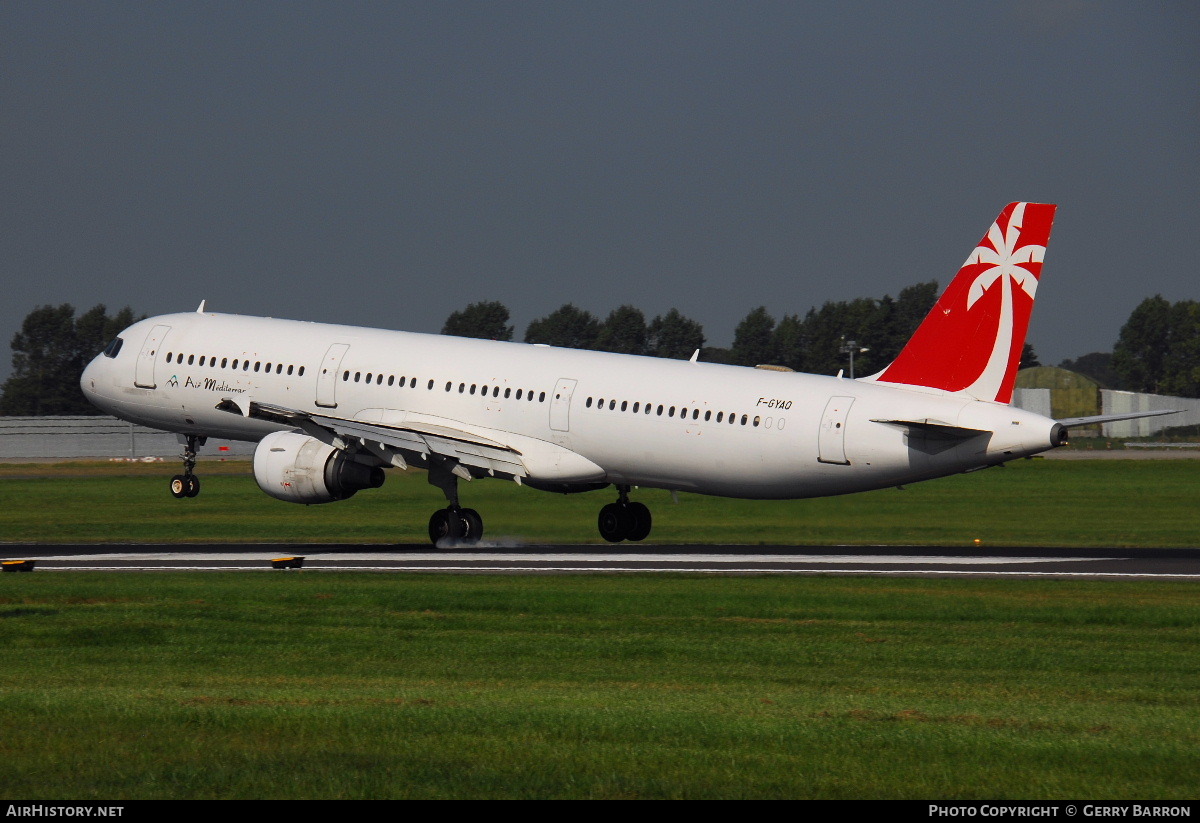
870 418 990 439
1056 409 1180 429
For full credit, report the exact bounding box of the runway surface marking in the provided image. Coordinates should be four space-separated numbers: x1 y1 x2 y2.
24 566 1200 579
24 551 1100 565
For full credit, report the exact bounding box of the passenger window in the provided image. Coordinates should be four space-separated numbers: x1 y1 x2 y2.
516 389 523 399
741 414 748 425
539 392 545 402
633 402 640 413
187 355 195 365
704 410 711 421
609 400 616 410
504 388 511 398
692 409 699 420
388 375 394 386
287 365 293 375
222 358 228 368
753 416 761 427
586 397 593 408
298 366 305 376
621 401 628 412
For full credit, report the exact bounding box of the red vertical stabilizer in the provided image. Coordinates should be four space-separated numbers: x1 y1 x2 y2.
863 202 1057 404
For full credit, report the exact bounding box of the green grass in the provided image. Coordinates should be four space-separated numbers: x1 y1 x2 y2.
1 458 1198 546
0 574 1197 799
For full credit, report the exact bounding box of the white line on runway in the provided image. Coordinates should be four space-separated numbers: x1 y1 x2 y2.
28 565 1200 579
24 552 1105 565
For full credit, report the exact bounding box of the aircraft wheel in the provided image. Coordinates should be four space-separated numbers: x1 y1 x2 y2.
460 508 484 544
626 502 652 542
428 509 450 545
170 475 188 499
184 475 201 498
429 507 468 546
598 503 632 543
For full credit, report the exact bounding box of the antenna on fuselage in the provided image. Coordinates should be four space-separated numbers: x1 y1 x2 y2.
196 300 207 313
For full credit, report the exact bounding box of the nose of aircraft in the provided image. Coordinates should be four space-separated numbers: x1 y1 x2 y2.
79 355 106 409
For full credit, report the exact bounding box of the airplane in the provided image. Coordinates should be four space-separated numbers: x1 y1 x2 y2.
79 202 1174 545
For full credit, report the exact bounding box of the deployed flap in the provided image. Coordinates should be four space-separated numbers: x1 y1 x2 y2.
234 401 528 479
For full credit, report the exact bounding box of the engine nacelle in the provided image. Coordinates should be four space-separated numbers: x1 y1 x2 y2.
253 430 385 504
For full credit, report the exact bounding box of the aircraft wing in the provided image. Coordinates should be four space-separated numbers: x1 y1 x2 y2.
217 399 529 479
1056 409 1180 429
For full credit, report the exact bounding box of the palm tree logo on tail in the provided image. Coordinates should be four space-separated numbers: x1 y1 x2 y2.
865 202 1057 404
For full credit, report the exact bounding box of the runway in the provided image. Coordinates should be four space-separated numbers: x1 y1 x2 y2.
3 544 1199 579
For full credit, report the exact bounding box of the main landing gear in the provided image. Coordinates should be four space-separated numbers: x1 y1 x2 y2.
425 457 484 546
169 435 205 499
597 485 652 543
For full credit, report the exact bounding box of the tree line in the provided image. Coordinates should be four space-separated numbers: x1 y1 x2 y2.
1066 295 1200 397
441 281 946 376
0 304 139 415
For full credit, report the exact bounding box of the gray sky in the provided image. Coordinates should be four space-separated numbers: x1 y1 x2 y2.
2 1 1196 380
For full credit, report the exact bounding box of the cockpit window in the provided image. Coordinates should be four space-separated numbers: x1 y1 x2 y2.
102 337 124 358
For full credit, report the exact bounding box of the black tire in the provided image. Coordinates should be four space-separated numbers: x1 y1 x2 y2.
626 502 652 542
170 475 187 499
184 475 201 498
598 502 632 543
460 508 484 544
428 509 451 545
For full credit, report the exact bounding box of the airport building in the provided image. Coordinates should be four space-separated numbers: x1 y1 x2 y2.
0 416 253 461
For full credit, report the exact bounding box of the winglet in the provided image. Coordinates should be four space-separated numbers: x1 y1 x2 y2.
862 202 1057 404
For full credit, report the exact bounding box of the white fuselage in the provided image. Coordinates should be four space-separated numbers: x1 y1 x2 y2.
81 311 1062 499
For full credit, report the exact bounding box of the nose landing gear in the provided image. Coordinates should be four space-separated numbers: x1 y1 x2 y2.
597 485 652 543
169 435 204 498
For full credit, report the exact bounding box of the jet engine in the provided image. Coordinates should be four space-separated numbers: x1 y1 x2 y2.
253 430 385 504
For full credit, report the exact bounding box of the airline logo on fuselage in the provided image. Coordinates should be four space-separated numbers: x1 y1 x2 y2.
180 375 246 394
